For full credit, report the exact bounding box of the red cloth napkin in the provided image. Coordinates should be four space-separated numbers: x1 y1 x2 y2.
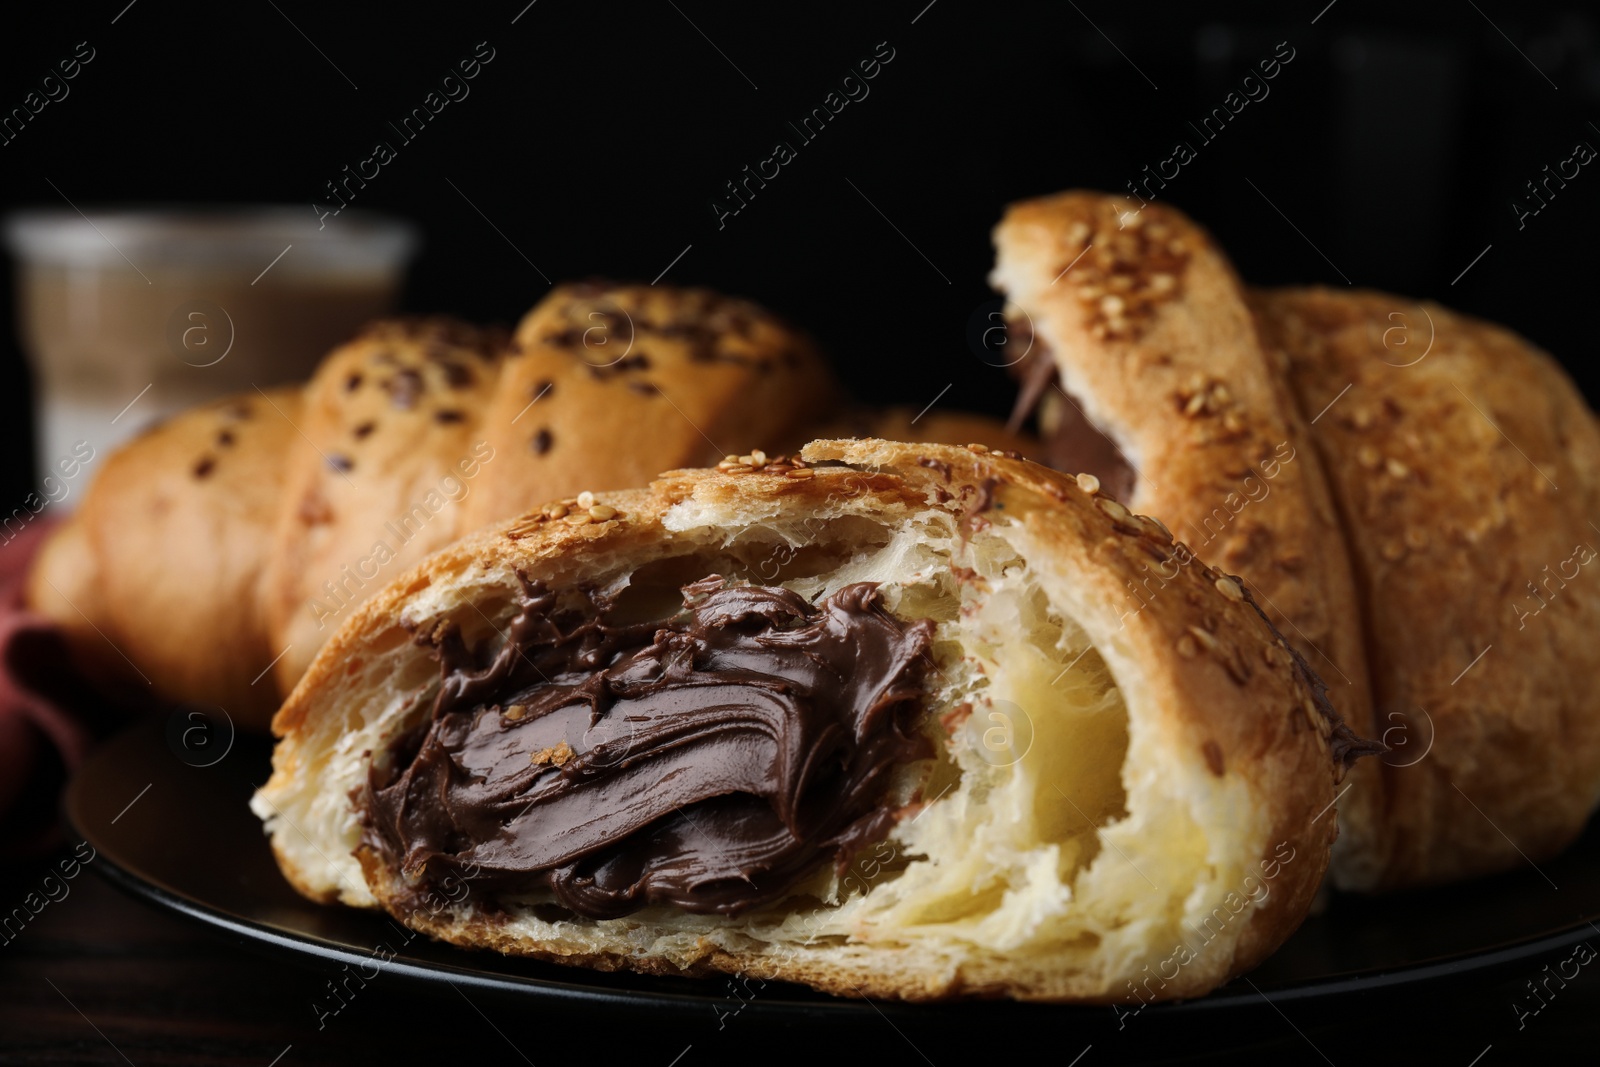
0 518 97 854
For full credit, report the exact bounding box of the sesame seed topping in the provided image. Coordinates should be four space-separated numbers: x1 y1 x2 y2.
1097 497 1131 522
966 443 990 453
749 450 767 467
1214 575 1244 601
1187 625 1220 651
1385 458 1410 479
1177 635 1200 658
785 468 815 479
1076 472 1101 494
545 503 569 519
576 491 596 509
588 504 617 521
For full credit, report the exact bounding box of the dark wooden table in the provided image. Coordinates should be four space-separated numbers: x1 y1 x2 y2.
1 842 1595 1064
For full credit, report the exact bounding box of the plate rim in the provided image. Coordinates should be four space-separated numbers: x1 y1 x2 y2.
64 718 1600 1018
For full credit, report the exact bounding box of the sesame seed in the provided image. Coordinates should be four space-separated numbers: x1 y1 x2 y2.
1187 625 1220 651
1076 472 1101 494
589 504 617 521
1357 445 1382 469
785 468 815 479
1214 575 1244 601
576 491 596 509
545 503 568 519
1100 294 1125 317
1097 497 1131 522
750 450 767 467
1177 635 1200 658
966 443 989 453
1385 458 1410 479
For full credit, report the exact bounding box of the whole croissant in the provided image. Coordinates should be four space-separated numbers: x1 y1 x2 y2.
28 281 1029 729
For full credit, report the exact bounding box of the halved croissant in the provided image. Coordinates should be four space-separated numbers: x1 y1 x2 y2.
252 438 1370 1001
993 190 1600 890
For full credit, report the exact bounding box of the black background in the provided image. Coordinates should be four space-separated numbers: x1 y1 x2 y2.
3 0 1599 502
3 1 1600 1063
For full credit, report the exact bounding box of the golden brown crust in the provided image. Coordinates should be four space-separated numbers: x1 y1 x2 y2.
990 191 1382 869
790 405 1037 459
27 390 303 730
30 286 840 721
1253 286 1600 888
459 282 838 530
262 439 1358 1002
259 317 507 690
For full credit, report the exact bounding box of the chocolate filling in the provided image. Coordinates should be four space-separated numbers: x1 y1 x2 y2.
1005 319 1138 502
362 575 936 919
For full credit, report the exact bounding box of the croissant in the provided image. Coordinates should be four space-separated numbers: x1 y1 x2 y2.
251 438 1370 1001
29 283 1025 729
992 190 1600 890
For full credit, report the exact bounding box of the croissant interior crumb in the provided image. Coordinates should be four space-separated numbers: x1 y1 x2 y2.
357 498 1152 976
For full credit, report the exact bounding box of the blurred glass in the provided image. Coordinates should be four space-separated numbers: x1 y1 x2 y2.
4 206 417 486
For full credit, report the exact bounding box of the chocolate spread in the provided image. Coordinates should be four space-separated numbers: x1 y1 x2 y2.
362 575 935 919
1006 320 1137 501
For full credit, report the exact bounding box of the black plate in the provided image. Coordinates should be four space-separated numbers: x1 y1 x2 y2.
63 715 1600 1031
